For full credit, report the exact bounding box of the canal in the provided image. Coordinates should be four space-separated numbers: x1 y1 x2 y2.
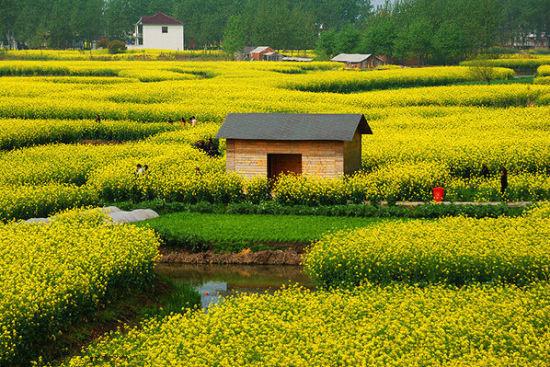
156 263 313 308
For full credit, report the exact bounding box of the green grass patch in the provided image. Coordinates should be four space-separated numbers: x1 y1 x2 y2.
138 212 385 252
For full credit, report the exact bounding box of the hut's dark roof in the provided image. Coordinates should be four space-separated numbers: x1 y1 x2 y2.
216 113 372 141
139 12 183 25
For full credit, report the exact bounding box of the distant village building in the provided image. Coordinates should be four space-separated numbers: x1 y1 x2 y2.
235 46 256 60
235 46 312 62
216 113 373 179
132 12 184 51
331 53 385 69
281 56 313 62
262 51 285 61
507 32 549 49
250 46 276 61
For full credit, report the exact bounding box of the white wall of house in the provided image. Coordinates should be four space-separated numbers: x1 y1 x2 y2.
133 24 184 51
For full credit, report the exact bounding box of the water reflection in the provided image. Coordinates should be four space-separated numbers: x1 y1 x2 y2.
156 263 313 308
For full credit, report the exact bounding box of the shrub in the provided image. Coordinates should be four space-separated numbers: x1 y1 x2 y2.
192 137 221 157
96 37 109 49
468 64 497 84
108 40 127 54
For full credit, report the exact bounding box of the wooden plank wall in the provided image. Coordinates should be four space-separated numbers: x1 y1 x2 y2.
343 132 362 174
226 139 345 178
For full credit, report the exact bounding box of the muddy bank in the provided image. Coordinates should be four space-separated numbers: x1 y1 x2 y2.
159 248 303 265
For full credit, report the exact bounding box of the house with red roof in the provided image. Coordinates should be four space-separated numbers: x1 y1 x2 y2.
133 12 184 51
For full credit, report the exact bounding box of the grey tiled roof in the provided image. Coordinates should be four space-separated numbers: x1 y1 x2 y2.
331 53 373 63
216 113 372 141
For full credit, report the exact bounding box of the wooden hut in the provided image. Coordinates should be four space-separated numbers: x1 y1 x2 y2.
216 113 373 179
331 53 385 69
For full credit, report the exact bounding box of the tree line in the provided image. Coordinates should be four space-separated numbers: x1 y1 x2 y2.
0 0 370 49
0 0 548 64
316 0 549 64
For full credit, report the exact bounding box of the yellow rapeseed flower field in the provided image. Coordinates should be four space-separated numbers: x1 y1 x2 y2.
64 284 550 367
0 209 159 365
0 55 548 365
304 212 550 287
0 60 547 216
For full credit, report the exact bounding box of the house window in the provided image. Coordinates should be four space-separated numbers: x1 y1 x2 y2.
162 26 168 33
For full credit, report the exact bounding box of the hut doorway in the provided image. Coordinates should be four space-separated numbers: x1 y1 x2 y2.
267 154 302 179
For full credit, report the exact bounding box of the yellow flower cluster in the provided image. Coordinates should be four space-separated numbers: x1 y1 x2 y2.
3 48 227 61
87 151 242 203
361 106 550 176
348 83 547 107
270 162 449 205
538 65 550 76
0 61 542 123
0 142 167 186
0 118 175 150
0 209 160 365
271 168 548 205
286 66 514 93
304 214 550 287
64 284 550 367
461 55 550 70
535 76 550 85
0 184 98 220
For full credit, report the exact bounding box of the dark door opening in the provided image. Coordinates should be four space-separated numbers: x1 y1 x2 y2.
268 154 302 179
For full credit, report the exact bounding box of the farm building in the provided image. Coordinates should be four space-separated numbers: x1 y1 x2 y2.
235 46 256 60
250 46 277 61
132 12 184 51
262 51 285 61
331 53 385 69
216 113 373 179
236 47 311 62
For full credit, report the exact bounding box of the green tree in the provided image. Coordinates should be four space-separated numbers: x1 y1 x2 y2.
394 18 433 64
316 29 338 59
358 11 396 56
432 20 470 64
335 25 361 53
222 15 245 55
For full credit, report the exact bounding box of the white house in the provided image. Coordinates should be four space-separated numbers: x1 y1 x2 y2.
132 12 184 51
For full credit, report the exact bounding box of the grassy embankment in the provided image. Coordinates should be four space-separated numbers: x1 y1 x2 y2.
138 212 386 252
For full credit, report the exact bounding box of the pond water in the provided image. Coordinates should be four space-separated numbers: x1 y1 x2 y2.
156 263 313 308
